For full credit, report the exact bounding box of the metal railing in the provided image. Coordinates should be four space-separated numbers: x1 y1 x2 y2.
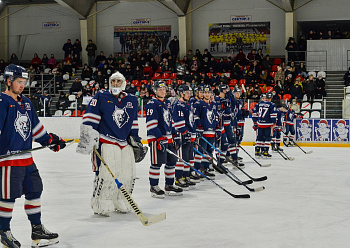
284 50 327 71
27 73 56 95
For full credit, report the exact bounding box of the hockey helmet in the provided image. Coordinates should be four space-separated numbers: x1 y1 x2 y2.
109 71 126 95
260 93 266 99
152 80 167 92
219 84 229 93
3 64 28 82
266 92 273 99
177 85 190 94
203 85 212 93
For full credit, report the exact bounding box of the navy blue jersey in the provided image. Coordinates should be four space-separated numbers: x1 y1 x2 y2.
0 93 50 167
275 108 283 127
254 101 277 128
230 98 242 128
284 109 296 126
195 100 218 137
237 99 245 127
82 90 139 147
214 96 231 129
146 97 173 143
172 99 195 134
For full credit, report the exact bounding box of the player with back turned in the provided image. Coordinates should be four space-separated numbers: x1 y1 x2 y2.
0 64 66 248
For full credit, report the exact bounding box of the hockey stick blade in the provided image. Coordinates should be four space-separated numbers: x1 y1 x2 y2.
253 176 268 182
261 163 271 167
142 212 166 226
306 150 313 154
224 189 250 198
242 179 253 185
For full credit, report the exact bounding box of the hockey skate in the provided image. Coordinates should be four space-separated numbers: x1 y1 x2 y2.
255 151 261 159
237 156 243 162
175 178 189 191
262 152 272 159
150 185 165 199
283 140 290 147
276 146 283 152
271 146 277 152
0 230 21 248
184 177 196 189
289 141 295 147
200 168 215 180
164 185 183 196
31 224 59 248
189 171 201 183
232 159 245 169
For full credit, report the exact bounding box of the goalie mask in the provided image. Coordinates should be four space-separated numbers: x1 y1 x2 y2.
109 72 126 95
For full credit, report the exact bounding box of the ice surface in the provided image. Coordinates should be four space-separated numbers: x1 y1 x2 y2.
9 144 350 248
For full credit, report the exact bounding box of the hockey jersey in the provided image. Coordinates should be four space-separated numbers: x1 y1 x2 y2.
195 100 218 137
284 109 296 126
172 99 195 135
229 98 242 128
146 97 173 143
254 100 277 128
275 108 283 128
0 93 51 167
214 96 231 130
82 90 139 148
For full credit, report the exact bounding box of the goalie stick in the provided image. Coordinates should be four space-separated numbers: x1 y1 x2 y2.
237 144 271 167
166 148 250 199
0 139 75 160
281 130 313 154
193 147 264 192
93 148 166 226
201 137 267 182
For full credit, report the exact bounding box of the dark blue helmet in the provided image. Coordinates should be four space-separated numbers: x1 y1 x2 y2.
203 84 212 93
266 92 273 99
219 84 229 93
3 64 28 82
152 80 167 92
177 85 190 94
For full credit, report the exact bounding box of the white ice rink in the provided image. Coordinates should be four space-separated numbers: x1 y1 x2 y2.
9 144 350 248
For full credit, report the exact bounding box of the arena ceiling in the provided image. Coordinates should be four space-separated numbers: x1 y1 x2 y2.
0 0 315 18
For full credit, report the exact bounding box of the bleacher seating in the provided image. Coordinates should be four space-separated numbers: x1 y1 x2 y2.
283 94 291 101
52 110 63 117
308 71 316 78
301 102 311 110
310 111 321 118
81 80 88 87
301 111 310 118
63 110 72 116
312 102 322 110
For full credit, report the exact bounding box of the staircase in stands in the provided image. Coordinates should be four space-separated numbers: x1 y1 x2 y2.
323 71 345 118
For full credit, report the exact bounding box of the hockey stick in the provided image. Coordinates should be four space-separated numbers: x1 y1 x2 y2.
93 148 166 226
279 149 295 161
193 148 264 192
281 130 313 154
166 148 250 199
194 143 253 185
237 144 271 167
201 137 267 182
0 139 75 160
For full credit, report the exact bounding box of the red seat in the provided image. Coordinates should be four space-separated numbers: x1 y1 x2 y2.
217 72 221 77
244 102 248 109
177 80 182 85
260 86 264 93
156 66 162 72
283 94 292 101
229 79 238 86
72 110 81 117
249 101 258 110
140 80 148 84
152 73 161 80
161 73 169 79
132 80 139 87
272 65 278 72
207 72 213 79
273 58 282 65
270 72 276 78
169 73 177 79
265 86 273 93
239 79 246 86
246 65 250 71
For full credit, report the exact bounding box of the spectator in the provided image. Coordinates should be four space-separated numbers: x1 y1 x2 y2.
86 39 97 67
94 71 105 86
31 53 42 70
72 54 82 69
217 57 227 73
9 53 19 65
143 62 153 79
139 83 148 98
161 33 170 52
247 49 258 63
296 62 308 78
161 49 170 60
40 90 52 116
167 56 176 72
126 82 138 95
326 30 333 40
186 49 194 61
274 80 284 96
271 90 281 105
183 69 192 83
169 36 180 59
316 75 327 98
92 83 101 96
256 49 264 62
334 29 343 39
95 51 107 68
48 54 57 69
72 39 82 59
261 55 273 72
235 49 246 65
251 84 262 99
41 54 48 69
305 75 316 102
213 84 220 96
75 91 84 112
290 98 300 113
343 67 350 86
274 66 285 86
133 66 143 80
62 39 73 58
285 37 298 61
307 30 317 40
54 71 64 93
69 77 83 95
83 84 93 96
176 60 186 80
65 54 73 64
31 88 42 113
81 66 93 80
291 82 303 100
0 59 6 74
298 36 307 61
56 92 69 113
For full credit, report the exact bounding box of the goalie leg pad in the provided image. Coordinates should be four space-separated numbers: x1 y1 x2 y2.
91 173 115 216
101 144 136 213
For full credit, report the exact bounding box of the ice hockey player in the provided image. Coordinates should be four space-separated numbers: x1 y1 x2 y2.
76 71 146 216
282 103 296 147
172 85 198 190
271 103 283 152
253 92 277 158
194 85 218 178
214 84 231 166
145 80 183 198
0 64 66 248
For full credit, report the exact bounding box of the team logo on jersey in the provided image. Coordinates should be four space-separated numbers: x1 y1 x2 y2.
206 109 215 124
25 103 31 110
189 110 195 128
163 109 171 127
126 102 133 108
14 111 31 141
112 106 129 128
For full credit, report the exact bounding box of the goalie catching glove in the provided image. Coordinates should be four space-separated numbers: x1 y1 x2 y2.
127 136 148 163
76 124 99 155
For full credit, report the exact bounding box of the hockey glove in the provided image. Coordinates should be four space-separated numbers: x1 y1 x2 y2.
48 133 66 152
156 137 168 152
182 131 192 145
196 129 204 139
173 134 182 151
215 129 222 141
253 123 258 130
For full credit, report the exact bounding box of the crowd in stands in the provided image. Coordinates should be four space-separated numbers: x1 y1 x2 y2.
0 36 329 117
